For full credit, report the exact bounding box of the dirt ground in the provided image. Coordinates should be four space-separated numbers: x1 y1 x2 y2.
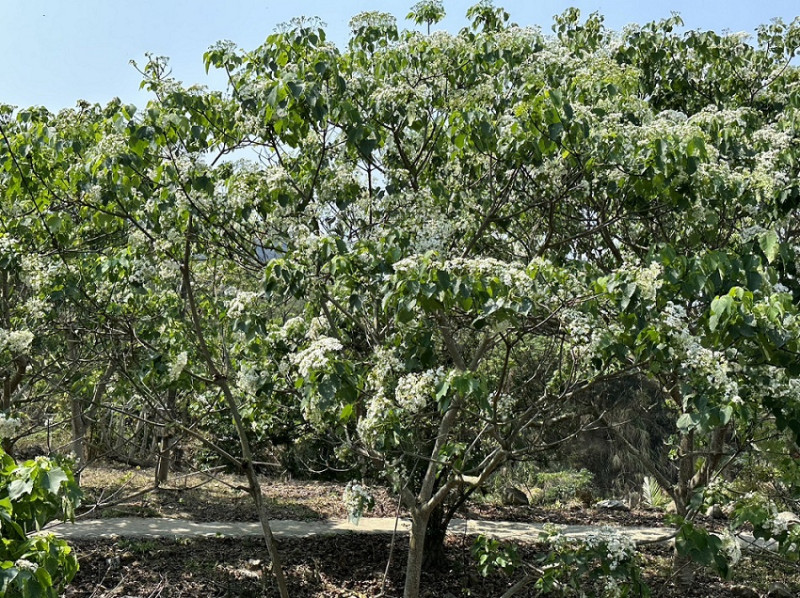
63 534 797 598
65 463 799 597
77 462 666 527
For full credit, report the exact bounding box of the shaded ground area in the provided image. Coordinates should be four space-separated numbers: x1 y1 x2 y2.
78 463 666 527
79 463 400 521
63 464 800 596
63 534 799 598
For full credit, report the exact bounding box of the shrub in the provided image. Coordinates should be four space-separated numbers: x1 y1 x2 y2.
641 476 670 510
538 525 650 597
535 469 594 504
0 448 82 597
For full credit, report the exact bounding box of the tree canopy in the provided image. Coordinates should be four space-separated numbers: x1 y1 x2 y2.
1 3 800 596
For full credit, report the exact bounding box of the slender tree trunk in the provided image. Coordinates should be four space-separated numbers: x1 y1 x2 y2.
673 412 698 587
154 431 171 485
181 215 290 598
220 380 290 598
154 388 177 485
404 510 430 598
71 364 114 484
70 398 87 481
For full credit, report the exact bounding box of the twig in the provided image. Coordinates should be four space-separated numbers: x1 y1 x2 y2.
377 490 405 597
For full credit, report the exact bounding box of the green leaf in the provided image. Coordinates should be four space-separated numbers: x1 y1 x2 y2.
44 468 68 493
340 403 354 422
677 413 701 432
8 477 33 501
758 230 780 264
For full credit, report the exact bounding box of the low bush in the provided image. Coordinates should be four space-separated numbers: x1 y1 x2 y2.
0 418 82 597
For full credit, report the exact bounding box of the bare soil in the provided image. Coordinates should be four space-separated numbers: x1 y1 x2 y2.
69 463 799 597
63 534 799 598
78 462 666 527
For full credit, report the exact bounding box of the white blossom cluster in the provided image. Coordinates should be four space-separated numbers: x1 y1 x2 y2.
659 303 741 405
290 336 343 378
357 390 395 449
167 351 188 382
393 255 536 296
342 481 375 524
0 415 22 439
84 183 105 204
0 415 22 438
549 526 637 571
126 253 178 288
357 348 404 448
761 371 800 405
717 530 742 567
768 509 792 537
374 189 467 254
223 161 292 212
226 290 262 320
0 235 18 256
306 315 330 341
20 252 63 294
392 255 422 273
561 308 604 360
128 254 157 287
0 328 34 355
13 559 38 572
265 316 306 349
87 132 127 162
22 297 48 321
394 368 444 414
630 261 663 302
236 363 263 397
444 257 532 292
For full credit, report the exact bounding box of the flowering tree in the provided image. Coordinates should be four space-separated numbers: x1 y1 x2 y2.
2 2 800 597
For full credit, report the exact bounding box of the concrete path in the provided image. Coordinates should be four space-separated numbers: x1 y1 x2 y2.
43 516 674 544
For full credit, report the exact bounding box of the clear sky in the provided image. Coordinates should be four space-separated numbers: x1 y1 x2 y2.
1 0 798 111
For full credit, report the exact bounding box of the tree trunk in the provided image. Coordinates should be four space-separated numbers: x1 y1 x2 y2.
70 397 87 483
404 511 430 598
672 422 698 587
180 216 289 598
423 503 448 571
154 389 177 485
154 433 171 485
673 550 699 588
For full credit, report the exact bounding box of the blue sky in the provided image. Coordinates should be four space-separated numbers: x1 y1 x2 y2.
1 0 798 110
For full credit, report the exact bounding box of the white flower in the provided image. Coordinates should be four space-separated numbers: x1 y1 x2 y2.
291 336 343 378
14 559 38 572
167 351 188 382
227 291 262 320
635 261 663 301
342 481 374 524
395 369 444 414
717 530 742 567
0 329 34 355
237 363 262 396
549 526 636 571
0 415 21 439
